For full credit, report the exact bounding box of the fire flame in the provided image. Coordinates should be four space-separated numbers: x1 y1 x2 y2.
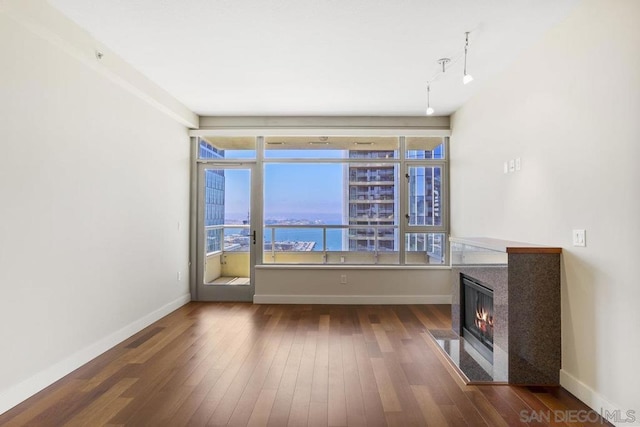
475 307 494 332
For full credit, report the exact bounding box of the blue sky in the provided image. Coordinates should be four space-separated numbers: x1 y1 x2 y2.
264 163 343 218
221 150 345 220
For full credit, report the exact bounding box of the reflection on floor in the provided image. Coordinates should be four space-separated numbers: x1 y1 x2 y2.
428 328 507 383
208 276 250 286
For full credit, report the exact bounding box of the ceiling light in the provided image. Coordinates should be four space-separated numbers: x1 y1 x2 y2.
309 141 330 145
266 141 285 145
437 58 451 73
426 84 434 116
463 32 474 85
354 142 374 145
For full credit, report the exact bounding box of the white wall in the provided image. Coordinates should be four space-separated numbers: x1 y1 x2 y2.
0 3 191 414
450 0 639 417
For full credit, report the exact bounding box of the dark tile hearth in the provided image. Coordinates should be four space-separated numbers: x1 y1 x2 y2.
428 329 505 383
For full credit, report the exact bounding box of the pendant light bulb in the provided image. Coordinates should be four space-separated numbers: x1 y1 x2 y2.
463 32 473 85
426 84 434 116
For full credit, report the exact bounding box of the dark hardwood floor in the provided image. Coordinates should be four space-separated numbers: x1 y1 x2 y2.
0 303 610 426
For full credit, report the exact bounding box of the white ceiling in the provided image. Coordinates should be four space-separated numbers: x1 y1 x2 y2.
48 0 579 117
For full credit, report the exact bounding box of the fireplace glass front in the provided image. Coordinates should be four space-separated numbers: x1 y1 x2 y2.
461 275 494 362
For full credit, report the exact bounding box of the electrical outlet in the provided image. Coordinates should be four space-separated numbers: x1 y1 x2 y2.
340 274 347 284
572 229 586 247
177 271 182 281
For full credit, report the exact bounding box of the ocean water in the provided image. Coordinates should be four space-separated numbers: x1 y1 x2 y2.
263 227 344 251
228 214 346 251
264 214 344 251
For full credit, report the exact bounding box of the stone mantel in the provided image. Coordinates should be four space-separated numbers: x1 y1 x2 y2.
450 237 562 254
448 237 562 385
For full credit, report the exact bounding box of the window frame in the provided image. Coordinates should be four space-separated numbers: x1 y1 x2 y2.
194 134 449 267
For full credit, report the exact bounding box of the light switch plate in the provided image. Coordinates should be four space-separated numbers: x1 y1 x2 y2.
515 157 521 171
572 229 586 247
509 159 515 172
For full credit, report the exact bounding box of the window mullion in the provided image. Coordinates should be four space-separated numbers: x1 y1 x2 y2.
399 136 407 265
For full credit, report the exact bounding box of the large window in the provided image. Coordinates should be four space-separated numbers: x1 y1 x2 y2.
197 135 448 265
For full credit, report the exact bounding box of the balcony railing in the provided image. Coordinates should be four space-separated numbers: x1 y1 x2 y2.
205 224 445 265
349 176 395 183
205 224 251 253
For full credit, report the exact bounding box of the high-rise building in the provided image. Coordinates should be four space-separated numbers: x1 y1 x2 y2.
199 139 225 253
345 145 443 254
406 147 442 227
345 150 398 251
406 145 443 258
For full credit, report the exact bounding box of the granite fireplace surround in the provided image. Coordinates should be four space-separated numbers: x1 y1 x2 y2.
435 237 562 385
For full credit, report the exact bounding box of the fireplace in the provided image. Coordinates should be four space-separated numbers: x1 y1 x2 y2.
461 274 494 362
442 238 561 384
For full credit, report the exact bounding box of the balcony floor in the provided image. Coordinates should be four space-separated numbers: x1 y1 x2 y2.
208 276 250 285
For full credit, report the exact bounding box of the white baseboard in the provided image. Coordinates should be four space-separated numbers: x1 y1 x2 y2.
560 369 638 426
0 293 191 416
253 294 451 305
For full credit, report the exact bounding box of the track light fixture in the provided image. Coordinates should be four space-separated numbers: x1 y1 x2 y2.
463 32 474 84
426 84 434 116
437 58 451 73
422 33 477 114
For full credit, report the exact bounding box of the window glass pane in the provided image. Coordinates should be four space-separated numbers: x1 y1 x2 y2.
264 163 343 223
254 135 448 266
224 226 250 252
198 136 256 159
406 137 445 159
347 160 398 256
204 168 225 253
407 165 442 227
203 168 252 254
263 160 398 264
265 227 323 252
265 136 398 159
405 233 446 265
263 163 341 264
203 167 252 286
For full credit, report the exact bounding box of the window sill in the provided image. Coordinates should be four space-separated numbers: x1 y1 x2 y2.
255 264 451 270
